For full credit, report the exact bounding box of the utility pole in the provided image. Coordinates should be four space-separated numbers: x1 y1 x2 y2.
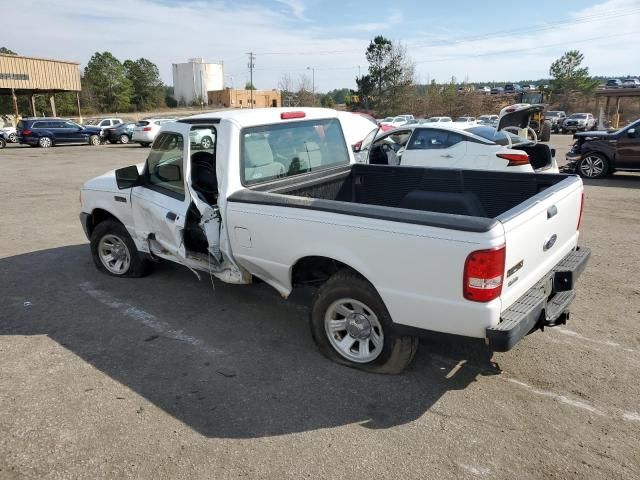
306 66 315 106
247 52 255 109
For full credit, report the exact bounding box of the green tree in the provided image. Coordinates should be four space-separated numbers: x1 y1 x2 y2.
245 81 256 90
549 50 599 94
320 94 335 108
0 47 17 55
358 36 415 115
84 52 133 112
124 58 164 110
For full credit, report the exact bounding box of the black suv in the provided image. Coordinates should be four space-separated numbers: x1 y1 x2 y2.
17 118 102 148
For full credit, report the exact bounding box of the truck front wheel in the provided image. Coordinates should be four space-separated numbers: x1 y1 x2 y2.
310 271 418 374
90 220 150 277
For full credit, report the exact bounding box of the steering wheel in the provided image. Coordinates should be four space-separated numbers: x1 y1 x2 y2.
502 126 538 146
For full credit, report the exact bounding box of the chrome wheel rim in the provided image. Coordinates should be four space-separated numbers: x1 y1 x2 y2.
324 298 384 363
98 234 131 275
39 137 51 148
8 133 17 142
90 136 100 145
120 134 129 144
580 155 604 177
201 137 212 149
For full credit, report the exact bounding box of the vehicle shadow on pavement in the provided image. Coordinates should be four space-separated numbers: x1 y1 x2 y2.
0 245 501 438
582 173 640 189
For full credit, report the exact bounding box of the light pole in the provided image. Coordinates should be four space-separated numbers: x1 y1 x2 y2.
306 66 315 105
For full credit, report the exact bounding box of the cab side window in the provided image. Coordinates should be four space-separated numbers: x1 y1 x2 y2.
408 129 464 149
145 133 185 199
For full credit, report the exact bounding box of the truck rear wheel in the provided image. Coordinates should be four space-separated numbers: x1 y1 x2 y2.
90 220 150 277
310 270 418 374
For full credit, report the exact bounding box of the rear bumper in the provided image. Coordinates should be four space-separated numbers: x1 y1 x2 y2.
486 246 591 352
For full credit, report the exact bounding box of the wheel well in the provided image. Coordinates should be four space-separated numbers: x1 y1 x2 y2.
291 256 367 287
88 209 122 236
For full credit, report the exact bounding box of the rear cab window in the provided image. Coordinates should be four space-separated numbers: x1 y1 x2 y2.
241 118 350 185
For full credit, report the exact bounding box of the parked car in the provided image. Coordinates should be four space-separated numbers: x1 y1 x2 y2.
0 126 17 143
605 79 623 89
337 111 378 163
131 118 174 147
84 118 124 131
366 120 558 174
477 86 491 94
381 115 414 128
561 113 596 133
422 116 453 124
16 118 102 148
563 118 640 178
522 85 537 91
79 107 589 373
490 87 504 95
622 78 640 88
477 115 499 126
103 122 136 144
504 84 522 94
545 111 567 133
453 116 477 127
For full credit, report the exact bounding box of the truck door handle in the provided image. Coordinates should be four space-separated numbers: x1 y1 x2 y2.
547 205 558 219
440 154 453 158
166 211 177 221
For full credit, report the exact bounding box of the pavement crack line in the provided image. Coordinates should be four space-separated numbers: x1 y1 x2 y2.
79 282 225 357
429 353 640 424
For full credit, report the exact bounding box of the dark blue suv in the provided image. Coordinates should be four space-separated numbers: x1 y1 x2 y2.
17 118 103 148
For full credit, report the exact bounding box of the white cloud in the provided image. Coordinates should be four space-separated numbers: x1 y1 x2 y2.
275 0 306 20
2 0 638 91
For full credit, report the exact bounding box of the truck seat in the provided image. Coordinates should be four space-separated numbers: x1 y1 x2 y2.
244 137 286 181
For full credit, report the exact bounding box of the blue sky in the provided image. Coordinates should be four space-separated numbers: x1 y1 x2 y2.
4 0 639 91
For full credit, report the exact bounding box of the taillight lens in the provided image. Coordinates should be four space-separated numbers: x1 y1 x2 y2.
463 245 506 302
577 192 584 230
143 127 152 131
497 152 530 166
22 129 32 136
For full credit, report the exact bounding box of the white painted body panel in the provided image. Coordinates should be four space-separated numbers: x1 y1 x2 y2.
80 107 584 341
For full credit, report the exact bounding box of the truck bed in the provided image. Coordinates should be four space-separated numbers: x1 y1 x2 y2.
229 165 574 233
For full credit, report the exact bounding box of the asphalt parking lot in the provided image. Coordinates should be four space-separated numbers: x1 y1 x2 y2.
1 137 639 479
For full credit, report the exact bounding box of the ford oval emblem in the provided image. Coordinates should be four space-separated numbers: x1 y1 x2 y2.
543 234 558 251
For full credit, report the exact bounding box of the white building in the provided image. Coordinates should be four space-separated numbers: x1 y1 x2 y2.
172 58 224 106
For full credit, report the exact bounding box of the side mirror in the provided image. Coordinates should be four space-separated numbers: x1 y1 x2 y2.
352 144 361 153
115 165 140 189
156 164 182 183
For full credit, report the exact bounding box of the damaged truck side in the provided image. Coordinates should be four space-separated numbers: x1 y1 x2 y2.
80 108 590 373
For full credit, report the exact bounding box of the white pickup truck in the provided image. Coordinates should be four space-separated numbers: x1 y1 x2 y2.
80 108 590 373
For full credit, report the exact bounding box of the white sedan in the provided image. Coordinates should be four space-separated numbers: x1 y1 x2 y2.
361 105 559 174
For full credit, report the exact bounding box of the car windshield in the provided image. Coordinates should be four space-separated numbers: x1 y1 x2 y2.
467 126 527 146
569 114 587 119
382 117 393 122
546 112 561 117
455 117 470 122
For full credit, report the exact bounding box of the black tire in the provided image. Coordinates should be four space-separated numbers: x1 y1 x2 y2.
0 138 6 149
8 133 17 143
310 270 418 374
89 135 101 146
90 219 151 277
119 134 130 144
140 142 150 148
540 121 551 142
577 152 609 179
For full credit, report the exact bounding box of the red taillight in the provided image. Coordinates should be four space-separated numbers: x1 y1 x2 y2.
281 111 306 119
22 129 32 135
463 245 506 302
497 152 530 166
577 191 584 230
142 127 152 131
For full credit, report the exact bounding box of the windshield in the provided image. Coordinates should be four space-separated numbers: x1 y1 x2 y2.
546 112 561 117
241 118 350 185
467 126 527 146
569 114 587 119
